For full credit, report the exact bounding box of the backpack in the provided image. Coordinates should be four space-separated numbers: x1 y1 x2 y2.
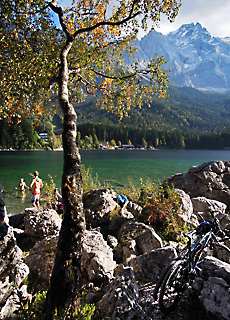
117 194 128 206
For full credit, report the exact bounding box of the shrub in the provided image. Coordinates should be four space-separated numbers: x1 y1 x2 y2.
81 165 110 193
40 174 57 209
17 290 47 319
81 165 102 192
17 290 95 320
119 178 184 241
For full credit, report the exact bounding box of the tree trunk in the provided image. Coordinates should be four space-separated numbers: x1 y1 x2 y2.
44 40 86 318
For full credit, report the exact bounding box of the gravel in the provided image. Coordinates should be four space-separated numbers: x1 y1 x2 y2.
139 282 218 320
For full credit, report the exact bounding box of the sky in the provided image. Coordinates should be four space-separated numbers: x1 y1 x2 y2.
153 0 230 38
57 0 230 39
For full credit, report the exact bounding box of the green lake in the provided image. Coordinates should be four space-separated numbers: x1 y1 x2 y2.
0 149 229 213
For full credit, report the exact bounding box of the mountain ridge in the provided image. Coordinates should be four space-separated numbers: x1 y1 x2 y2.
130 22 230 92
63 85 230 135
53 23 230 136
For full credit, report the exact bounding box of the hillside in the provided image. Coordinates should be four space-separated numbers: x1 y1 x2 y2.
52 23 230 136
52 85 230 135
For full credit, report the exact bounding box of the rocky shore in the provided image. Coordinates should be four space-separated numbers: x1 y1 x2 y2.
0 160 230 319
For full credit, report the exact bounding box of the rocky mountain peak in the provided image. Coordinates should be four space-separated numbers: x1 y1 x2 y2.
128 23 230 92
169 22 209 38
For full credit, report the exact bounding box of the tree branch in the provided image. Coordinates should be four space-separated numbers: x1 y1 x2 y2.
73 10 141 38
90 68 137 81
48 0 142 41
48 1 73 40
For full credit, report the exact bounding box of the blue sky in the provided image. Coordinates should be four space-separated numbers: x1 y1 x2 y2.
154 0 230 38
56 0 230 39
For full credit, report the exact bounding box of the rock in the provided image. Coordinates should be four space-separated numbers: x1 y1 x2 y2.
164 161 230 210
128 247 177 284
191 196 230 229
200 277 230 320
25 235 58 291
83 189 118 227
98 265 147 319
118 220 160 246
107 235 118 249
108 215 133 236
216 212 230 231
24 208 62 241
192 196 227 216
81 230 116 282
121 226 163 265
0 190 9 226
25 228 117 290
193 256 230 320
177 189 198 226
112 218 163 266
126 201 143 217
119 208 134 219
0 223 8 241
0 226 29 319
113 246 124 264
8 213 25 229
123 239 138 265
135 229 163 255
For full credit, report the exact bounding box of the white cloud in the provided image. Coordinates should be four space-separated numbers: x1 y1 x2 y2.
154 0 230 38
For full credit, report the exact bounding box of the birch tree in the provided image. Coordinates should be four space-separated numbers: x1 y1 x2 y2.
0 0 181 317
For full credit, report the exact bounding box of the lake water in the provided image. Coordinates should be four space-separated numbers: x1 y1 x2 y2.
0 149 229 213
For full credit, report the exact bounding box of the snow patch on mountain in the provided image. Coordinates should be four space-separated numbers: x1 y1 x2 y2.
126 22 230 92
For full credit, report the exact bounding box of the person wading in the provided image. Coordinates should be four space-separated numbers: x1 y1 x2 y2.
30 171 43 207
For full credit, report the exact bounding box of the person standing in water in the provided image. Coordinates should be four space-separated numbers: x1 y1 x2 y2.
30 171 43 207
16 178 29 203
18 178 29 192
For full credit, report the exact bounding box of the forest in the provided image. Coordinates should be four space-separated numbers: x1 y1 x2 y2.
0 118 56 150
1 117 230 150
76 122 230 149
1 84 230 151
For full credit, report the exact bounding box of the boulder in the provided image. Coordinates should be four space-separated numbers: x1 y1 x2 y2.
98 265 147 319
118 220 161 247
164 161 230 210
83 189 118 227
24 208 62 241
191 196 230 229
8 213 25 229
108 215 133 237
25 228 117 290
0 223 8 242
135 228 163 255
192 196 227 216
81 229 116 282
192 197 230 230
113 246 124 264
128 247 177 284
117 221 163 264
193 256 230 320
126 201 143 217
122 227 163 265
0 190 9 226
25 235 58 291
177 189 198 226
0 227 29 319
